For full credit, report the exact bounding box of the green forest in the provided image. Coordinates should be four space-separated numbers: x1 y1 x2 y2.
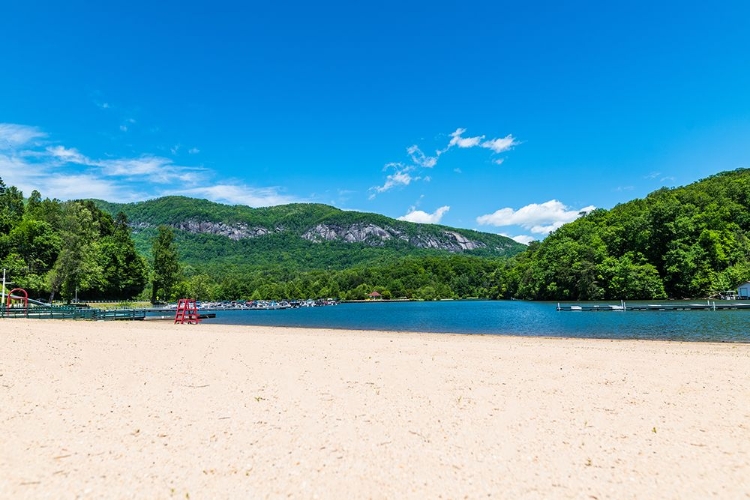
2 169 750 303
0 180 148 302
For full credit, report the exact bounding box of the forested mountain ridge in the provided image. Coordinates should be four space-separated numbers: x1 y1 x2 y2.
4 169 749 303
92 197 525 267
499 168 750 300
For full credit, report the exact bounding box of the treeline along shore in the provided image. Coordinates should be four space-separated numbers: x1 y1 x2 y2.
2 168 750 304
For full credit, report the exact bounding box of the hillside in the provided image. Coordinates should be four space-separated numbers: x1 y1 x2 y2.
499 168 750 300
93 197 525 270
5 170 749 302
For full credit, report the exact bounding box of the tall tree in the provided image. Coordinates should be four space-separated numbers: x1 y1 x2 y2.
98 212 148 299
47 202 102 302
151 225 180 303
0 184 24 234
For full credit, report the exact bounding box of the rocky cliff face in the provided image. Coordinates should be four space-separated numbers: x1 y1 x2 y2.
133 220 496 252
301 224 489 251
301 223 395 245
132 221 275 241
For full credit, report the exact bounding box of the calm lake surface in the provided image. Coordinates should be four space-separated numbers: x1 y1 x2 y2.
206 300 750 342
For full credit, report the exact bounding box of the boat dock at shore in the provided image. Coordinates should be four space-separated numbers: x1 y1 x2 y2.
557 301 750 312
0 306 216 321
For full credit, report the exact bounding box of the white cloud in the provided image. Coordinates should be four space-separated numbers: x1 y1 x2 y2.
448 128 484 148
0 122 306 206
444 128 519 155
504 234 536 245
481 134 519 153
119 125 128 132
477 200 596 235
529 221 567 234
42 143 205 185
0 123 46 150
41 174 121 200
188 147 200 154
398 205 450 224
407 145 438 168
173 184 299 207
370 169 414 198
47 146 90 165
372 127 521 197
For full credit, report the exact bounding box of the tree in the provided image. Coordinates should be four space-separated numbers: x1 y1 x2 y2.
151 226 180 303
47 202 102 302
97 212 148 299
0 184 25 234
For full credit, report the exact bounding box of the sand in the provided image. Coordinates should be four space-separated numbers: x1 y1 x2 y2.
1 319 748 499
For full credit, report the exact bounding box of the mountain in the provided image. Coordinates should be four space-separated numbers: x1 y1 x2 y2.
502 168 750 300
93 197 525 271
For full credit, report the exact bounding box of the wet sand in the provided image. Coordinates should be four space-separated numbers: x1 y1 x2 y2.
1 319 748 498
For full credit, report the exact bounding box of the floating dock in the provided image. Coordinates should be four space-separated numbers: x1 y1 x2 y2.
557 301 750 312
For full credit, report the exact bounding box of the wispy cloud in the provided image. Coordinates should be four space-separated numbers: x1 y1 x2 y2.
477 200 595 235
173 184 298 207
370 127 519 197
0 122 304 207
0 123 47 150
501 233 536 245
188 147 200 154
447 128 484 149
407 145 438 168
369 165 416 199
480 135 518 153
398 205 450 224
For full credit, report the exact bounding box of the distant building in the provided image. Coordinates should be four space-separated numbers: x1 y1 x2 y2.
368 291 382 300
738 282 750 300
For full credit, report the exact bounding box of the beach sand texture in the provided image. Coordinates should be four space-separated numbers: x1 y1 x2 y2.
1 319 749 499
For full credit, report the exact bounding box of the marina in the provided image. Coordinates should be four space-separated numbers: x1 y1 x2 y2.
557 301 750 312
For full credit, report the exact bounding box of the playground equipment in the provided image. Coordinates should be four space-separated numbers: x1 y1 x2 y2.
5 288 29 311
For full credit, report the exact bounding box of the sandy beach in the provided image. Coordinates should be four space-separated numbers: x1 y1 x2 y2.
1 319 748 499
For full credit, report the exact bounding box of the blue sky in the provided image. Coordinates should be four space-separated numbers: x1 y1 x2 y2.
1 1 749 244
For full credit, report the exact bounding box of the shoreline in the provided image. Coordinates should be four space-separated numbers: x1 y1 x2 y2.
2 320 749 498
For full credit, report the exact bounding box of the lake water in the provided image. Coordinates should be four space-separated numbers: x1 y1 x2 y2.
205 300 750 342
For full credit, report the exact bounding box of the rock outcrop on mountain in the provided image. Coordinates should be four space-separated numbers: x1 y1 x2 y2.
95 197 524 257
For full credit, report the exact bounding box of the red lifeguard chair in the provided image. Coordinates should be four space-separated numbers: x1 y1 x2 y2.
174 298 201 324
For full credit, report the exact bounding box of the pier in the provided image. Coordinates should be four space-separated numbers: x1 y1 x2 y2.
1 306 147 320
0 304 222 321
557 301 750 312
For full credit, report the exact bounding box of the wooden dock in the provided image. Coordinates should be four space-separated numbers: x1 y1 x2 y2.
557 301 750 312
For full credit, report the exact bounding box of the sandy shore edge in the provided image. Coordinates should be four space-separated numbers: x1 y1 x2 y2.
1 319 749 498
